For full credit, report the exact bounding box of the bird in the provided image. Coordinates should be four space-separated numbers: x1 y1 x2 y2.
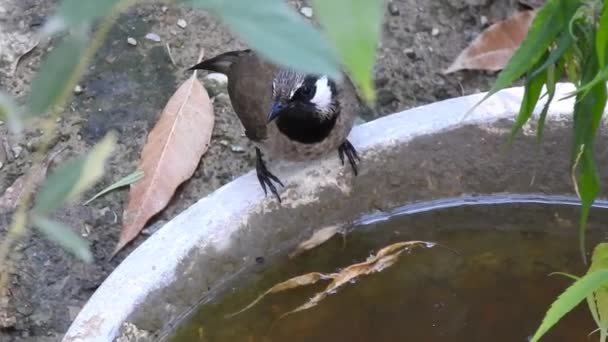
189 49 361 202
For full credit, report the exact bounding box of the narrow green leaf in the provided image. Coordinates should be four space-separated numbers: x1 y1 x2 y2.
596 1 608 69
510 64 547 141
84 170 144 205
537 62 563 143
0 91 22 133
312 0 384 102
42 0 122 35
572 44 607 262
189 0 340 80
530 270 608 342
589 243 608 336
34 132 117 215
529 31 573 80
32 215 93 263
27 35 87 117
466 0 582 115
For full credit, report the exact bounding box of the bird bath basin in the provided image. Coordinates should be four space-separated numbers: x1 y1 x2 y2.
63 83 608 341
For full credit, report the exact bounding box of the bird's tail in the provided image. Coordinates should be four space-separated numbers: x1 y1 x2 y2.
188 49 251 74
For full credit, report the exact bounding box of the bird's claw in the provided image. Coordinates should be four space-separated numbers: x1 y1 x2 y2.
338 140 360 176
255 148 284 202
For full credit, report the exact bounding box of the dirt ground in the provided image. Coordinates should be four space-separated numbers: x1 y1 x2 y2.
0 0 526 340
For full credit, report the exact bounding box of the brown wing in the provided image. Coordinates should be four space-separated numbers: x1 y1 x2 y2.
227 52 277 142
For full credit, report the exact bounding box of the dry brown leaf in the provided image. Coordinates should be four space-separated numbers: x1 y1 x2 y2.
225 272 330 318
443 10 536 74
0 146 65 213
289 225 342 258
228 241 436 319
281 241 435 317
114 50 214 255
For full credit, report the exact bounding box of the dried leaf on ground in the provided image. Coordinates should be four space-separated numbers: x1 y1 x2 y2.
225 272 329 318
0 146 65 213
443 10 536 74
228 241 436 318
289 225 342 258
115 51 214 255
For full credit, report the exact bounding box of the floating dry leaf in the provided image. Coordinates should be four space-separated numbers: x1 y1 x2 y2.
0 146 65 213
115 50 214 255
289 224 342 258
228 241 436 319
225 272 329 318
443 10 536 74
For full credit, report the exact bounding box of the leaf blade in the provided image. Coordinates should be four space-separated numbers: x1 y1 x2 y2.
190 0 340 79
530 270 608 342
84 170 144 205
32 216 93 263
312 0 384 102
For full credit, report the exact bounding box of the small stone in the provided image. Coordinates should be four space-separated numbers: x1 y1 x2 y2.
480 15 488 26
161 5 168 13
205 73 228 84
0 120 4 126
145 32 161 42
387 2 399 15
0 161 3 170
56 117 62 123
73 85 83 95
404 48 416 58
177 19 187 29
431 28 440 36
218 140 229 147
127 37 137 46
0 6 7 14
300 7 313 18
230 145 245 153
11 145 22 158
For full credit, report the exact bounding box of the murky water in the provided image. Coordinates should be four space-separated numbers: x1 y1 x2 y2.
167 197 608 342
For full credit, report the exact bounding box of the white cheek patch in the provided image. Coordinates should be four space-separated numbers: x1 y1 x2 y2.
310 76 333 111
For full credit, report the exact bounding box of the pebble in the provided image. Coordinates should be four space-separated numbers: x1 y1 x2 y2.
387 2 399 16
161 5 168 13
205 73 228 84
11 145 22 158
480 15 488 26
0 120 3 126
127 37 137 46
431 28 440 36
0 161 3 170
73 84 83 95
0 6 7 14
145 32 161 42
300 7 313 18
230 145 245 153
177 19 187 29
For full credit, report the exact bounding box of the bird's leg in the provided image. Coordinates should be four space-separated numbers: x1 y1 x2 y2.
255 147 284 202
338 140 360 176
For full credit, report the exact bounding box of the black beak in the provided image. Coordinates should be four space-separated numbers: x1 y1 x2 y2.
267 102 283 122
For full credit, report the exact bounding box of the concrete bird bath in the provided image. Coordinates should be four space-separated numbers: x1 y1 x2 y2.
63 83 608 341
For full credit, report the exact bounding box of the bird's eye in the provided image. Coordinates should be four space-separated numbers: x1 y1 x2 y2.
298 84 315 99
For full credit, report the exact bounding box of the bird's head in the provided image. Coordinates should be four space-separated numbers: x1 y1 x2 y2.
268 70 339 124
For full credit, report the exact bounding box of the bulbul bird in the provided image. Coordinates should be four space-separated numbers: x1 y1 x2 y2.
189 49 361 202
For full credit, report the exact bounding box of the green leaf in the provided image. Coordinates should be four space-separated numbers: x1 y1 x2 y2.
588 243 608 339
468 0 582 114
572 45 607 262
42 0 123 35
529 30 573 80
509 63 547 141
530 270 608 342
596 1 608 69
32 215 93 263
0 91 22 133
188 0 341 80
537 63 561 143
84 170 144 205
34 132 117 215
27 35 87 117
312 0 383 102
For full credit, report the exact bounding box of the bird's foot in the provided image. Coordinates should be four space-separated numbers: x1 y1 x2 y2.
255 148 284 202
338 140 361 176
